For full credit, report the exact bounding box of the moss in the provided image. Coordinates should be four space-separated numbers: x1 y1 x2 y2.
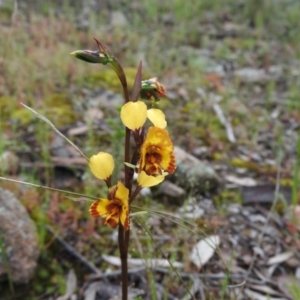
44 93 73 107
7 94 78 127
11 109 35 126
214 189 242 215
38 269 49 279
230 157 261 172
86 67 140 92
280 178 293 187
274 199 288 215
30 253 66 297
41 93 78 126
230 157 276 174
0 96 17 118
175 101 231 145
212 152 224 161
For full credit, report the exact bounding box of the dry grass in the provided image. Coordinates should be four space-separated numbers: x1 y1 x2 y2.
0 12 95 105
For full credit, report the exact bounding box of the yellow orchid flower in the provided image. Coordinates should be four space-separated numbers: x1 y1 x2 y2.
89 152 115 181
139 127 176 176
89 181 129 230
121 101 167 130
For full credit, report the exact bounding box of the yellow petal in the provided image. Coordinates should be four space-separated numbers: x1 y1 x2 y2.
137 171 165 187
105 212 120 228
89 152 114 180
115 181 130 230
147 108 167 128
115 181 129 202
119 203 129 230
89 182 130 230
89 199 111 218
120 101 147 130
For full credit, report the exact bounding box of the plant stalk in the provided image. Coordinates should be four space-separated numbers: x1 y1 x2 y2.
119 61 131 300
118 225 128 300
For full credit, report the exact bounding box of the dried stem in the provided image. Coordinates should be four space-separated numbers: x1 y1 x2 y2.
21 103 89 161
0 176 97 200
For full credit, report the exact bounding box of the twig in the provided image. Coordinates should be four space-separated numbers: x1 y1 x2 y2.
89 265 273 288
46 226 101 275
241 149 283 295
88 266 146 280
212 103 236 143
153 268 276 286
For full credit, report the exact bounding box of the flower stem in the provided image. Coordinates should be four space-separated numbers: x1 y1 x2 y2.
118 225 128 300
118 56 131 300
119 125 130 300
124 127 131 190
129 186 142 204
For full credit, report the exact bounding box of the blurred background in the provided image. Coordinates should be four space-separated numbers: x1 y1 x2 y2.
1 0 300 299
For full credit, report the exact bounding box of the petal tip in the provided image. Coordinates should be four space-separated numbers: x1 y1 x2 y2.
89 201 101 218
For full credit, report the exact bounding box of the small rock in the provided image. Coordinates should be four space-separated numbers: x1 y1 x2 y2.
234 68 269 83
222 22 245 36
160 13 174 26
0 188 39 283
90 90 123 115
178 204 204 219
110 11 128 28
234 65 283 84
0 151 19 174
156 180 186 204
173 146 220 194
84 108 104 124
51 135 71 158
67 125 89 136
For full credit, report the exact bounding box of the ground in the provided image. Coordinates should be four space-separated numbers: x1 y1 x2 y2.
0 1 300 299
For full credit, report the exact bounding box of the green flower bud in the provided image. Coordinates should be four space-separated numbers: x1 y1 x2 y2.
70 50 111 64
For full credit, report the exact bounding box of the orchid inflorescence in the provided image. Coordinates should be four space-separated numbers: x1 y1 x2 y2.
71 38 176 232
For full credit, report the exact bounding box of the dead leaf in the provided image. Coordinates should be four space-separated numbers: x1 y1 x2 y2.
102 254 183 268
67 125 89 136
84 282 99 300
226 175 257 186
56 269 77 300
244 288 287 300
204 73 225 92
190 235 220 269
267 252 294 265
